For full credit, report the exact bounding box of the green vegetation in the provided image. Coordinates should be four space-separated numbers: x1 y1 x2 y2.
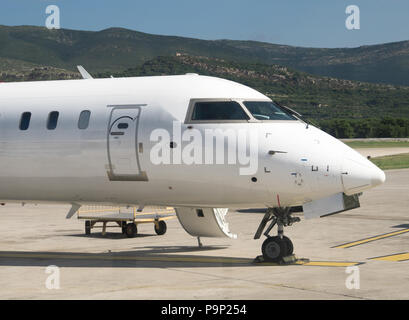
0 59 79 82
318 118 409 138
95 55 409 122
2 53 409 138
97 55 409 138
7 53 409 122
370 153 409 170
344 140 409 148
0 25 408 138
0 25 409 86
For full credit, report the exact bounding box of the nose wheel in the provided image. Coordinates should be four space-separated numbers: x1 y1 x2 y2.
282 235 294 255
261 236 294 262
255 207 299 262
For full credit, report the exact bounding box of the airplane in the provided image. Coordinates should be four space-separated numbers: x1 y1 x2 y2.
0 68 385 262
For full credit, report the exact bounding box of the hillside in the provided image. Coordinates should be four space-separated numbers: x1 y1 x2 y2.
1 53 408 138
96 55 409 120
2 53 409 120
0 25 409 86
0 57 79 82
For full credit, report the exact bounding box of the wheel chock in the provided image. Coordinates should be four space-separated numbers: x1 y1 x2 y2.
253 254 309 265
281 254 297 264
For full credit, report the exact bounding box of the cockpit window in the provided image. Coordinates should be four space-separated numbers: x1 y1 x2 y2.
191 101 250 121
243 101 297 121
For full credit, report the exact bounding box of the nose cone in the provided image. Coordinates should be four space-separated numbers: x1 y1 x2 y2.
371 167 386 187
342 156 386 195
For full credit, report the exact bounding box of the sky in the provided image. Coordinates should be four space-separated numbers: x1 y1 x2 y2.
0 0 408 48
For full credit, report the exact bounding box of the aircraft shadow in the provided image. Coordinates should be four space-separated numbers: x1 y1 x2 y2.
392 224 409 229
0 246 266 269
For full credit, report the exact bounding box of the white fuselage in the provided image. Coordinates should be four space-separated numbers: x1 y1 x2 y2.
0 75 385 209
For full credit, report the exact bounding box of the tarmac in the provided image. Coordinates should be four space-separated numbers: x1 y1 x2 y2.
0 169 408 300
355 147 409 158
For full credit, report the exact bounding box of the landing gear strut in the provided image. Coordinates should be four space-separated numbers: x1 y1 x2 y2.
254 207 300 262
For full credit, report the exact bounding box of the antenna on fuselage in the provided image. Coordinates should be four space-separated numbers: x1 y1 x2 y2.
77 65 94 79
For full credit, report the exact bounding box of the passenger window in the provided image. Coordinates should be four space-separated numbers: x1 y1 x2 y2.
191 101 249 121
47 111 59 130
78 110 91 129
19 112 31 130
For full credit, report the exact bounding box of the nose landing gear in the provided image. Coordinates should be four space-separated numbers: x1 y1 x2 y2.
254 207 300 262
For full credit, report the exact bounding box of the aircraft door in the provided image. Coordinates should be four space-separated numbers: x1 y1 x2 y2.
107 106 148 181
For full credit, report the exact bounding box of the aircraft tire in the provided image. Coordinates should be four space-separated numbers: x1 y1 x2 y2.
121 221 127 234
125 223 137 238
261 236 288 262
282 236 294 255
85 221 91 235
154 221 167 235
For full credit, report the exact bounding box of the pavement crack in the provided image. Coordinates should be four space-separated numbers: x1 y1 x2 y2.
164 267 370 300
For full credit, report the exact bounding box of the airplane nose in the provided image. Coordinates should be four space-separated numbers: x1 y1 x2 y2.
341 156 386 195
371 168 386 187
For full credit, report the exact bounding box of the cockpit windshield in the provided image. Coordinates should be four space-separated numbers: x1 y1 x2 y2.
243 101 297 121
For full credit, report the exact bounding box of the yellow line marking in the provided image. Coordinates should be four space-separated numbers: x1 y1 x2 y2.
78 207 175 215
78 207 121 214
135 216 176 223
370 252 409 262
77 216 176 222
298 261 359 267
256 260 360 267
78 210 175 220
334 228 409 249
134 210 174 216
79 210 174 215
0 252 359 267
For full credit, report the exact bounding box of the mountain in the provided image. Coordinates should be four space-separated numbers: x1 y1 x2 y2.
2 51 409 120
98 55 409 120
1 52 408 138
0 56 79 82
0 25 409 86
